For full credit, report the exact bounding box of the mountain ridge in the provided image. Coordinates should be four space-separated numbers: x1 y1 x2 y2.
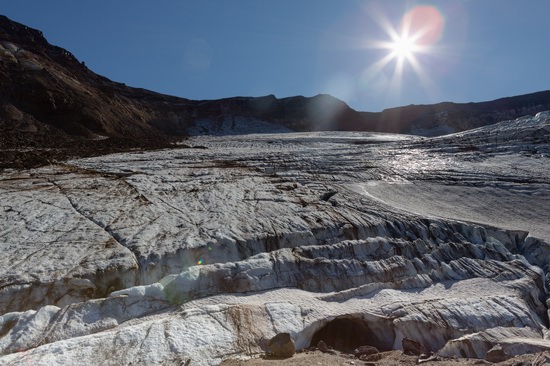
1 14 550 168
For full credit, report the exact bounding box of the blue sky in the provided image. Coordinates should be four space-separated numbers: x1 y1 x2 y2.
2 1 549 111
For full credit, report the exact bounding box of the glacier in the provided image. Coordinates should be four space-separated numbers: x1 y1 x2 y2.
0 112 549 365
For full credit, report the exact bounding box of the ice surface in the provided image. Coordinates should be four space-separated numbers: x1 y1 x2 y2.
0 113 549 364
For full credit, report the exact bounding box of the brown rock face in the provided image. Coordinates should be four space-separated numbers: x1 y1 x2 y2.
0 15 193 168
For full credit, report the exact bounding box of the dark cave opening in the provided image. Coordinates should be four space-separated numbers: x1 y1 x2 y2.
309 317 393 353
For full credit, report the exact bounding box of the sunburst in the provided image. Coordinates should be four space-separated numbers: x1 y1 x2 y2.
389 34 418 61
362 5 445 100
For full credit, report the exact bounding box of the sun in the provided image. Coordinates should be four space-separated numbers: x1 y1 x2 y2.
361 5 446 99
390 34 417 60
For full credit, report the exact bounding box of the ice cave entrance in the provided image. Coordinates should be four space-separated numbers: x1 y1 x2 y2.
309 317 394 353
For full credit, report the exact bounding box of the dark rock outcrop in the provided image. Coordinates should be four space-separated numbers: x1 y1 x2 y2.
0 15 196 168
186 91 550 137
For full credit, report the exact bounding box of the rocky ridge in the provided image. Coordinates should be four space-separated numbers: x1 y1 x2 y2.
2 15 550 169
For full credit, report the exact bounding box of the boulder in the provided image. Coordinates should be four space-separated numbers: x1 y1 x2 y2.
354 345 379 358
317 340 329 353
402 337 424 356
485 344 509 363
268 333 295 358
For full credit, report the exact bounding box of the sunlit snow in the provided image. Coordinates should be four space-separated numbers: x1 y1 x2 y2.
0 113 549 364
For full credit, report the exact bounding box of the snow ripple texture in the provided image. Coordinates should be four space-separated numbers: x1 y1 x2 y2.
1 112 549 364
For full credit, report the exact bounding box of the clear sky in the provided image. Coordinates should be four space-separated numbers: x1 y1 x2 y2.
2 1 549 111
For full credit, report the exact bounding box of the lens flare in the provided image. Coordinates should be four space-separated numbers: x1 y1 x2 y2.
401 6 444 47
